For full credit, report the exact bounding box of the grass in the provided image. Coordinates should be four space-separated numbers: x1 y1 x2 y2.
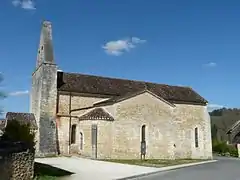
100 159 206 168
34 162 74 180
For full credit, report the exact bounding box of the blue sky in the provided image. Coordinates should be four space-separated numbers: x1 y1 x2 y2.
1 0 240 115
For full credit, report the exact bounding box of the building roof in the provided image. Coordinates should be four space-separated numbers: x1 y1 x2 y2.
226 120 240 134
57 72 207 105
79 108 114 121
5 112 38 130
0 119 6 130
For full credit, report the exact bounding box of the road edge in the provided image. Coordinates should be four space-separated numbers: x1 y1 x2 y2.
115 160 218 180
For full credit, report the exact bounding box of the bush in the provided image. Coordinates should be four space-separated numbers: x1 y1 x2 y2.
1 119 35 150
228 144 238 157
213 141 229 154
212 140 239 157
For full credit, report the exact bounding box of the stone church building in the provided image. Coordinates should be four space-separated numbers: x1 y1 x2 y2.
30 21 213 159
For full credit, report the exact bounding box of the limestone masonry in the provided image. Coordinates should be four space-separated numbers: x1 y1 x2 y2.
30 21 213 159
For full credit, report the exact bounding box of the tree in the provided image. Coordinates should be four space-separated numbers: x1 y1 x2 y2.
0 73 6 116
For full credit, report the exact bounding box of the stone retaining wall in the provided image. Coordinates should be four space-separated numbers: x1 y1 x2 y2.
0 141 35 180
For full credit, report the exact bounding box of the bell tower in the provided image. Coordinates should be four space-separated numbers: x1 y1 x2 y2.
30 21 58 157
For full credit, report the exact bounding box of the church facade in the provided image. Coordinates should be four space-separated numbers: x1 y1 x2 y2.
30 21 213 159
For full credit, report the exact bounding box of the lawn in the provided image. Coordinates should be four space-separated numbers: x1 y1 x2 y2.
34 162 74 180
100 159 205 168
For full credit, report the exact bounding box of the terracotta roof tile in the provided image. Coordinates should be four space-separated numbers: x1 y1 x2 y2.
79 108 114 121
57 72 207 105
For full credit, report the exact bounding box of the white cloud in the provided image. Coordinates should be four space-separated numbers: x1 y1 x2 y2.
12 0 36 10
207 103 225 112
12 0 20 6
9 90 29 96
102 37 146 56
203 62 217 68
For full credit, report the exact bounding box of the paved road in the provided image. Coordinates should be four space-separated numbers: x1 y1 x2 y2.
132 157 240 180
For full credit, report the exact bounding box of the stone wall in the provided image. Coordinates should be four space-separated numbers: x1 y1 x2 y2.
57 93 109 155
57 91 213 160
0 142 35 180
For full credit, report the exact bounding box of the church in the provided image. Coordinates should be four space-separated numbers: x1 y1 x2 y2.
30 21 213 159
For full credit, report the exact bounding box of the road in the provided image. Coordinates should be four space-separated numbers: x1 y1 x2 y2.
132 157 240 180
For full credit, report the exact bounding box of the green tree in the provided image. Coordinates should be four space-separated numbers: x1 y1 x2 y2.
0 73 6 116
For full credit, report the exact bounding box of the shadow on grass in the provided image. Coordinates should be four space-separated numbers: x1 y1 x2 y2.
34 162 74 178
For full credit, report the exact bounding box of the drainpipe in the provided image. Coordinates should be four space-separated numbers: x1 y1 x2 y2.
68 92 72 155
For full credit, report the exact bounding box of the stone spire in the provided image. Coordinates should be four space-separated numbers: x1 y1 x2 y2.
31 20 58 157
36 21 55 68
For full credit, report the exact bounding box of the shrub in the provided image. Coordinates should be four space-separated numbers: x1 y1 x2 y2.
1 119 35 150
212 140 239 157
212 141 228 154
228 144 238 157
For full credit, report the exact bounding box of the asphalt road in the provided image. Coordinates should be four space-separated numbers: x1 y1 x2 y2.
132 157 240 180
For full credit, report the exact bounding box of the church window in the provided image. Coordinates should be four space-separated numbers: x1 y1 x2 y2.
141 125 146 142
41 46 43 50
195 127 199 148
71 124 77 144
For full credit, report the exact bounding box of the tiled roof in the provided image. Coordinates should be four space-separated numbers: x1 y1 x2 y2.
5 112 37 130
227 120 240 134
79 108 114 121
57 72 207 105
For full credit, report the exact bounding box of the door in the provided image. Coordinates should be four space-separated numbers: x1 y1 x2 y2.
91 124 98 159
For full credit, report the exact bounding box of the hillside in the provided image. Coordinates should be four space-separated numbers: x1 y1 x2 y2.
210 108 240 142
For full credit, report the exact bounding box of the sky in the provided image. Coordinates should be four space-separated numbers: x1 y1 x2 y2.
1 0 240 115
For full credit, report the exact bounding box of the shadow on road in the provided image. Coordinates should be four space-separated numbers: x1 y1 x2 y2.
34 162 74 177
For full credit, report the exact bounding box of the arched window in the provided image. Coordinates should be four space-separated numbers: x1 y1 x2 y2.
195 127 199 148
80 132 83 150
71 124 77 144
141 125 146 142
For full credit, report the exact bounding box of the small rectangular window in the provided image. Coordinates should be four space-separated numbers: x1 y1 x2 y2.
71 124 77 144
195 127 199 148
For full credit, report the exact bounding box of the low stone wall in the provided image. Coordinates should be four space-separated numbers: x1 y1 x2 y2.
0 141 35 180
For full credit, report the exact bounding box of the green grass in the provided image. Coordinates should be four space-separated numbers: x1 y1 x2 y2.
100 159 205 168
34 162 74 180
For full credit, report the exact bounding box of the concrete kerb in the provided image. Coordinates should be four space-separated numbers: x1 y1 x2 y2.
115 160 218 180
